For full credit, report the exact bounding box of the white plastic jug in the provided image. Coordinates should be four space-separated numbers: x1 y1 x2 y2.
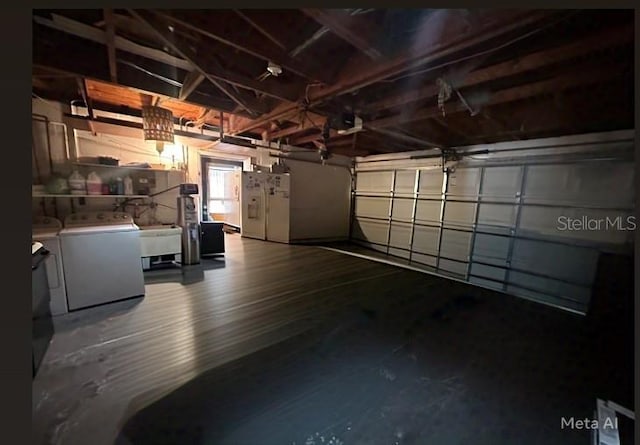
68 171 86 195
86 171 102 195
124 176 134 195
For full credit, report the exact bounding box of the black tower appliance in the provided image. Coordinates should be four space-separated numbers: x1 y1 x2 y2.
200 221 225 256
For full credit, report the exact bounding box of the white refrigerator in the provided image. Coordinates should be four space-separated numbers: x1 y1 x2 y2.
241 172 290 243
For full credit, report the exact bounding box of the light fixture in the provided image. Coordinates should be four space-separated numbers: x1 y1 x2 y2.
266 62 282 77
141 105 175 157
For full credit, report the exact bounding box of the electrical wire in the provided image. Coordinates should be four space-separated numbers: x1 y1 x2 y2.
380 10 579 84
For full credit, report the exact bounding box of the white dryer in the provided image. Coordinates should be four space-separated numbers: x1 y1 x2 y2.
60 212 145 311
32 216 68 316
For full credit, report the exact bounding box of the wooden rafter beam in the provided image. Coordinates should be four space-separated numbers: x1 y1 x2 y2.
292 129 339 145
365 126 442 148
231 10 554 135
76 77 97 135
205 55 300 102
76 77 94 118
366 22 634 113
153 10 330 84
327 137 356 148
431 117 472 144
270 114 328 140
128 9 262 117
179 70 205 101
35 12 300 103
33 16 248 115
368 62 626 129
103 9 118 83
233 10 286 51
301 9 382 60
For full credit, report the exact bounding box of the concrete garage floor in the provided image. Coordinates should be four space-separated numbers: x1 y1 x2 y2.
32 234 634 445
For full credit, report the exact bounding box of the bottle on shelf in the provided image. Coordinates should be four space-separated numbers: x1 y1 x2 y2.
123 176 134 195
115 177 124 195
68 171 86 195
86 172 103 195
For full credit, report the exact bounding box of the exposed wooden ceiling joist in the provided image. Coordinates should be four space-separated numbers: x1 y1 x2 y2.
128 9 263 117
233 10 287 51
32 9 634 157
301 9 382 60
103 9 118 83
292 129 339 145
365 127 442 148
33 13 297 106
179 71 205 101
366 22 634 113
368 61 626 129
231 10 554 135
153 10 332 84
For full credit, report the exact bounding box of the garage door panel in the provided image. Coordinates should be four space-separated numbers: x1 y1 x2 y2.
443 201 476 226
519 206 634 244
472 233 510 266
412 225 440 255
525 163 634 207
352 218 388 245
477 203 516 227
448 168 481 197
355 197 390 219
482 166 522 198
415 200 441 223
388 247 411 259
356 171 393 192
507 272 591 311
438 258 467 278
411 252 437 268
510 239 598 286
470 263 507 282
418 171 444 194
391 199 414 221
394 170 417 194
389 223 412 249
352 140 633 314
440 229 472 261
470 276 505 291
509 286 587 313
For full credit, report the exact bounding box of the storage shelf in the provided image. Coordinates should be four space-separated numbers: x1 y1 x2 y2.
32 193 149 199
72 162 175 173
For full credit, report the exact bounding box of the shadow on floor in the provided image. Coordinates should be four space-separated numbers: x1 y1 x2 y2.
52 297 144 333
113 281 633 445
144 257 227 285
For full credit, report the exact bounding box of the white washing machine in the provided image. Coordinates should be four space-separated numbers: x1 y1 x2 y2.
60 212 145 311
32 216 68 316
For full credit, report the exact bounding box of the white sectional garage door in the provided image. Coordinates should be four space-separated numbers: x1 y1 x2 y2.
351 131 635 313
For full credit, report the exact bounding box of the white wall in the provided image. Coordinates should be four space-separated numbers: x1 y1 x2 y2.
286 159 352 242
32 99 71 183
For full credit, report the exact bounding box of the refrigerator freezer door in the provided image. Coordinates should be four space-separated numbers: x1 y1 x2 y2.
241 172 267 240
266 174 290 243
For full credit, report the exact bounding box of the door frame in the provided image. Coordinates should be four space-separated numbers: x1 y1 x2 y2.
200 156 244 223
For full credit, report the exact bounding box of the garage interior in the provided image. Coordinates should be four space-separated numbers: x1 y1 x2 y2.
31 9 635 445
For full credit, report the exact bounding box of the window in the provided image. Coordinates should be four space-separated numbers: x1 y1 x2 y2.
207 165 240 219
